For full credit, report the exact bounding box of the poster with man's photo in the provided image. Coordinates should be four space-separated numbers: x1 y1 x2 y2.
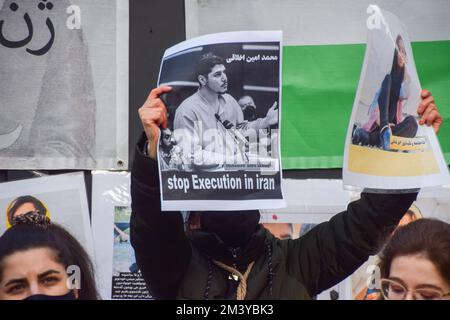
0 0 128 169
91 171 152 300
157 31 285 211
343 6 450 190
0 172 94 258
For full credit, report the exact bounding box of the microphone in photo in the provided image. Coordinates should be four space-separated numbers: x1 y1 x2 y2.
215 113 233 129
215 113 249 149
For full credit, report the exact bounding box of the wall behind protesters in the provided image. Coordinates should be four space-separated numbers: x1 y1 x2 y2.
0 0 340 194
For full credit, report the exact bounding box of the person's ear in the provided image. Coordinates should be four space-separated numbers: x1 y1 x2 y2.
198 75 206 86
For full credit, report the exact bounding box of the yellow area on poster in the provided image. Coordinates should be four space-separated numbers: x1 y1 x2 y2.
348 144 439 176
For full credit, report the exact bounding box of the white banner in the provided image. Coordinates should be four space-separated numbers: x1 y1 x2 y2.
0 0 128 169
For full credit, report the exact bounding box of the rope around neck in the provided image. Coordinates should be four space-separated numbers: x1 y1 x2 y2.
213 260 255 300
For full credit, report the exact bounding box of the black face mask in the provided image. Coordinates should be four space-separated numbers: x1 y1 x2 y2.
200 211 260 248
24 290 76 300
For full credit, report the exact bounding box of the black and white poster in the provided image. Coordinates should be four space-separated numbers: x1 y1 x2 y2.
0 0 128 169
157 31 285 211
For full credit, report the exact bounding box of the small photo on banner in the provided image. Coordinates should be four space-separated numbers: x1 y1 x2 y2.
156 31 285 211
91 171 152 300
0 172 94 260
0 0 128 169
343 5 450 190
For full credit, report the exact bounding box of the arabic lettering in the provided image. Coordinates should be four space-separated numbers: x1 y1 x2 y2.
226 54 245 63
26 16 54 56
390 136 427 150
262 55 278 61
0 3 33 48
0 1 55 56
226 53 278 64
246 54 260 63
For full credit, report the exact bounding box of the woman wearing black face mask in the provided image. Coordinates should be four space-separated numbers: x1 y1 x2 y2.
0 213 99 300
130 86 442 300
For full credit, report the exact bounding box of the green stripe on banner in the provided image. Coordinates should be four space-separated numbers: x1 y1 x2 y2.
281 40 450 169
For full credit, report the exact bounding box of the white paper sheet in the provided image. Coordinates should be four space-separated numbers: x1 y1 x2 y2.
156 31 285 211
91 171 152 300
343 5 450 190
0 0 128 169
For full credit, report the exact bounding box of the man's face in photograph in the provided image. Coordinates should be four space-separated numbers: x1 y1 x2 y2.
205 64 228 94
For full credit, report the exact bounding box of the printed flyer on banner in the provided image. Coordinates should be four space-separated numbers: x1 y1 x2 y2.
0 0 128 169
0 172 94 258
91 171 152 300
343 5 450 190
157 31 285 211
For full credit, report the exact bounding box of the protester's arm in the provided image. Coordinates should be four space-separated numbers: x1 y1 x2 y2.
130 87 191 299
130 134 192 299
287 191 416 297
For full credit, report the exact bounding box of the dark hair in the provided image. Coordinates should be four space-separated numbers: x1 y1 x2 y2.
379 219 450 285
7 195 47 225
197 52 223 78
390 35 405 79
0 218 99 300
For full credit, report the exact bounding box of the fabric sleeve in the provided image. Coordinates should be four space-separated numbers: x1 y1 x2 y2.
130 133 192 299
286 191 417 296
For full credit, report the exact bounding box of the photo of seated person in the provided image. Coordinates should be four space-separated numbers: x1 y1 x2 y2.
352 36 437 151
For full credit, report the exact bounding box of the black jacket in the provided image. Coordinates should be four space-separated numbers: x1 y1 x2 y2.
130 134 417 299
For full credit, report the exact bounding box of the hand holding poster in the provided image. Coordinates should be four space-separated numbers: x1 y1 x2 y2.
157 31 285 211
343 5 450 190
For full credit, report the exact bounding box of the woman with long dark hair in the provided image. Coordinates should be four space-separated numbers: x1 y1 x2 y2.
379 219 450 300
353 35 418 150
0 212 99 300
